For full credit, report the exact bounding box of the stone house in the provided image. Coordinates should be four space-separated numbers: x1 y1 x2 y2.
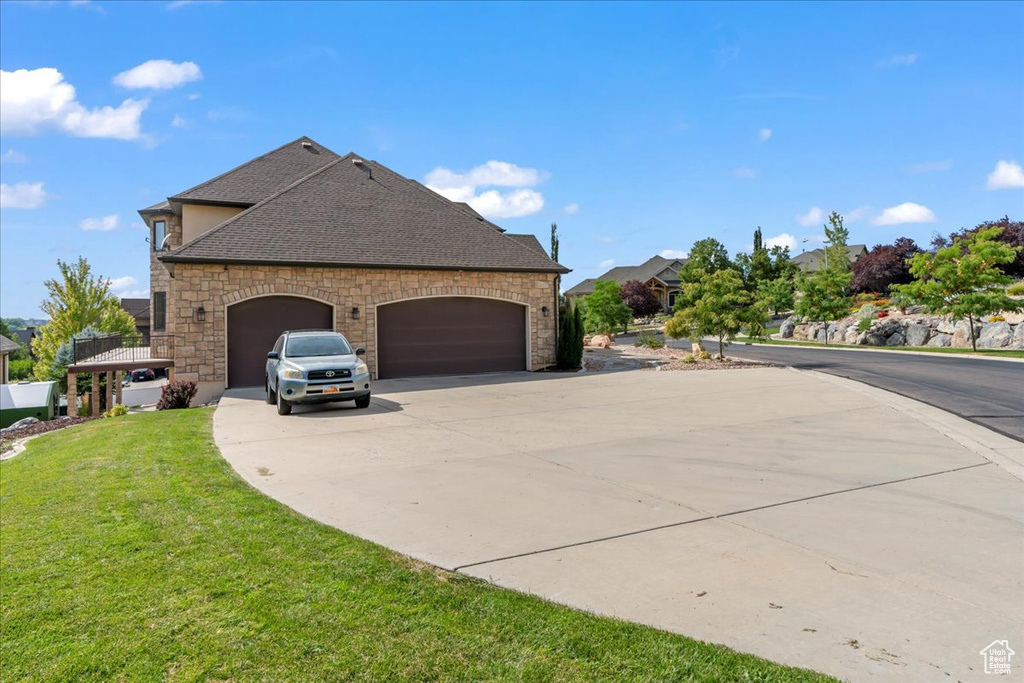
141 136 567 403
564 255 686 313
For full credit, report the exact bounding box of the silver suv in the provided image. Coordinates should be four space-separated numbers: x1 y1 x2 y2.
265 330 371 415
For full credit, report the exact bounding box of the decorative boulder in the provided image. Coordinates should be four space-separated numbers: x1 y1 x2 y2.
589 334 613 349
779 319 795 339
927 333 952 348
1012 324 1024 350
977 321 1013 349
691 342 706 355
886 331 906 346
936 318 957 334
951 320 981 348
845 326 860 344
905 323 930 347
866 332 887 346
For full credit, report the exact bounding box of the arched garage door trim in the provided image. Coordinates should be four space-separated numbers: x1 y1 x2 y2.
373 295 530 379
224 294 336 388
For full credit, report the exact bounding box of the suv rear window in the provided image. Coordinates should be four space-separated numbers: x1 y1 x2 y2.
286 334 352 358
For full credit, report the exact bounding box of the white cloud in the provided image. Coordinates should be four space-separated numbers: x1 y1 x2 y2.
764 233 796 251
171 114 187 128
0 182 48 209
732 166 757 179
599 259 616 269
107 275 148 298
986 160 1024 190
796 206 824 227
758 128 772 142
1 150 27 164
877 53 918 67
844 206 872 223
872 202 937 226
659 249 688 260
0 67 147 140
114 60 202 90
908 159 952 173
80 214 119 231
107 275 137 291
563 202 580 215
425 160 546 219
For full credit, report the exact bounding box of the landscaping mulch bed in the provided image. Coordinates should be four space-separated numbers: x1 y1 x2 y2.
0 416 98 454
613 344 775 372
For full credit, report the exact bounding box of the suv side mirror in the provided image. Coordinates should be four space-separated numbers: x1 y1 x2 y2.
267 351 279 360
355 347 365 356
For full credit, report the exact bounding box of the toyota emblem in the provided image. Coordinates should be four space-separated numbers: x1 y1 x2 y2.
325 370 335 378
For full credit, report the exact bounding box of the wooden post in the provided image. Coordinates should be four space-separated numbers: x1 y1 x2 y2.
115 371 123 406
91 372 100 417
105 371 114 413
67 372 77 417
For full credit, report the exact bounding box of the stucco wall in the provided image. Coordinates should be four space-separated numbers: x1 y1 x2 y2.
181 204 245 244
168 263 558 394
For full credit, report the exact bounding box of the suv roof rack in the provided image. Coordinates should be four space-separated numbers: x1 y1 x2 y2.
284 328 337 334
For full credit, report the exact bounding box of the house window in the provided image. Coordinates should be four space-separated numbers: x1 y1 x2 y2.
153 292 167 332
153 220 167 251
668 292 678 309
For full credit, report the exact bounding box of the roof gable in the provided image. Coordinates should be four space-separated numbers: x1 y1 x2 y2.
163 155 568 274
170 136 341 205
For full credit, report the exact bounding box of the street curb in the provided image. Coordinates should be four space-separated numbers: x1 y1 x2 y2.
732 339 1024 363
794 368 1024 482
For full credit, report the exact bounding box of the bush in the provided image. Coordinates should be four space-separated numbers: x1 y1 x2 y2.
681 354 697 364
989 315 1006 322
8 358 33 381
156 381 198 410
105 403 129 417
556 303 585 370
697 350 712 360
857 318 872 332
1008 282 1024 296
633 330 664 349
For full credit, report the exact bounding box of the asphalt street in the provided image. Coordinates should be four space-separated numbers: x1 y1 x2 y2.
679 340 1024 442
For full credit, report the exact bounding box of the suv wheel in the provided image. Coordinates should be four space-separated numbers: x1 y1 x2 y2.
276 387 292 415
354 394 371 409
265 376 275 404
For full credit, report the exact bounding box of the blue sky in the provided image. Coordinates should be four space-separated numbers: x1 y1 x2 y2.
2 1 1022 318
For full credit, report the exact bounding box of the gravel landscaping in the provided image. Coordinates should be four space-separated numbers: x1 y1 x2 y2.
0 416 98 455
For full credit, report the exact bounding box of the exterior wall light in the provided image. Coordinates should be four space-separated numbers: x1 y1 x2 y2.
541 306 549 317
351 307 360 320
195 306 206 323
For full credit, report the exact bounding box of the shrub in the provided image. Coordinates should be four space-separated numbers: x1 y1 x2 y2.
877 311 888 319
634 330 664 349
989 315 1006 322
156 381 198 410
857 318 872 333
1008 282 1024 296
681 354 697 364
857 304 879 320
8 358 33 381
105 403 129 417
697 350 712 360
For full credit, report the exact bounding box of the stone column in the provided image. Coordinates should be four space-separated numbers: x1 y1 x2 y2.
105 371 114 413
67 372 77 417
115 371 123 406
91 372 100 417
167 366 175 383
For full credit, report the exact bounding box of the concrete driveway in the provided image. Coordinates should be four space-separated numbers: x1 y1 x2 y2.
215 367 1023 682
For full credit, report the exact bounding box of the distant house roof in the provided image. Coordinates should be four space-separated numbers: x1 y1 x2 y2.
0 335 20 354
12 329 35 348
168 137 342 206
564 255 687 296
792 244 868 272
120 298 150 320
161 153 568 274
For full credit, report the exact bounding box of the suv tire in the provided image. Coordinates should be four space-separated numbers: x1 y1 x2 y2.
354 394 371 409
276 387 292 415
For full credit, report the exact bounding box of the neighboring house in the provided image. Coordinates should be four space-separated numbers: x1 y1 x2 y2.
791 245 868 273
13 327 38 360
141 136 568 403
0 335 19 384
564 255 687 313
120 298 151 337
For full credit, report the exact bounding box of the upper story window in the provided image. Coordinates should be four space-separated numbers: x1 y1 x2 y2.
153 292 167 332
153 220 167 251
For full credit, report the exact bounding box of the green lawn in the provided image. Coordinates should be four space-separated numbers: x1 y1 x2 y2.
739 337 1024 358
1 410 834 682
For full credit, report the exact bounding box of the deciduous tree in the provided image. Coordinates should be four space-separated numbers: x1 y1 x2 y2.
894 226 1022 351
583 280 632 335
851 237 921 293
680 237 732 283
664 269 767 359
619 279 662 317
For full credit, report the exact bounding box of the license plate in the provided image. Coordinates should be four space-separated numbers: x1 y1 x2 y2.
324 385 340 394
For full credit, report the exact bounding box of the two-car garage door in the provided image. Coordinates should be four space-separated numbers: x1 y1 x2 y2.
226 295 527 386
377 297 526 379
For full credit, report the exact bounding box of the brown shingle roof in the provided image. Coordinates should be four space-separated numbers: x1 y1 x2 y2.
120 298 150 319
506 233 548 256
162 155 569 274
169 136 341 205
0 335 20 354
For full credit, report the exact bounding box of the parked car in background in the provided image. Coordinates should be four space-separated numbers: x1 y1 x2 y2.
131 368 155 382
266 330 371 415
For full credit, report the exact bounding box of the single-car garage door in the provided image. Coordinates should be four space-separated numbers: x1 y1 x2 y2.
377 297 526 379
227 296 333 387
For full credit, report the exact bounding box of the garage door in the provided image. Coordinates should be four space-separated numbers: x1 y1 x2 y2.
227 296 333 387
377 297 526 379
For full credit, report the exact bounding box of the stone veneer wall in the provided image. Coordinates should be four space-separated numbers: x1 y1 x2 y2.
169 263 558 395
147 212 182 359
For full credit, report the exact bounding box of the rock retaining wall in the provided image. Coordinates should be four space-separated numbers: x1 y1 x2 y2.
779 311 1024 350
